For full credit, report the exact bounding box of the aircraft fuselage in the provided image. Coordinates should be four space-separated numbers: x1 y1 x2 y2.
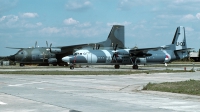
11 47 57 66
62 48 188 66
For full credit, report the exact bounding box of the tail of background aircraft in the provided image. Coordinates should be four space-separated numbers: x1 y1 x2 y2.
171 26 187 50
168 26 190 60
97 25 125 49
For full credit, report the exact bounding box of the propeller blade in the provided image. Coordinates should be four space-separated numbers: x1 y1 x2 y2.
46 41 48 47
114 44 118 51
50 43 52 48
35 41 37 48
97 45 100 49
111 52 118 63
113 44 118 51
49 43 52 52
43 52 45 62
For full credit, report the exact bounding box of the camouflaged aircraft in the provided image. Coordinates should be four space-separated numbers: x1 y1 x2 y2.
6 25 125 66
62 26 192 69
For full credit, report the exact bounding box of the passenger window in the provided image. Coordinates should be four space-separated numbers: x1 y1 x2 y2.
80 53 82 55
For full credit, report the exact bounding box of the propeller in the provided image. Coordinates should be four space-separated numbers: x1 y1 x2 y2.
35 41 37 48
93 44 100 50
46 41 48 48
49 43 52 52
42 52 45 62
97 44 100 50
111 44 118 63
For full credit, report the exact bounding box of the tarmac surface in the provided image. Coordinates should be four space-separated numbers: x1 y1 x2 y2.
1 65 200 112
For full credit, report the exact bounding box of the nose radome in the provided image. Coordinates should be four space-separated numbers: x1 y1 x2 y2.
62 56 70 62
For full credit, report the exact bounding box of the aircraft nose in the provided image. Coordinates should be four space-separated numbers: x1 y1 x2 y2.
62 56 71 63
7 55 15 61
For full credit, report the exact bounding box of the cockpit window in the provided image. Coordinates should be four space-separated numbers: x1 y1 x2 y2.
74 52 85 55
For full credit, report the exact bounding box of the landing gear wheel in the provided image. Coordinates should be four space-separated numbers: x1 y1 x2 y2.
70 65 74 70
20 63 24 67
114 65 120 69
132 65 138 69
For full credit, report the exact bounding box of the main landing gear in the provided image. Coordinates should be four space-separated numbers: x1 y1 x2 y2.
114 65 120 69
130 57 139 69
20 63 24 67
132 64 138 69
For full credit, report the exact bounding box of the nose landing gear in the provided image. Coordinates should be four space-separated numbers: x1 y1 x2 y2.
114 64 120 69
70 65 74 70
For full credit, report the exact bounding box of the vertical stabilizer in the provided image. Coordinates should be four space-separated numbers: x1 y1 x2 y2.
97 25 125 49
171 26 187 50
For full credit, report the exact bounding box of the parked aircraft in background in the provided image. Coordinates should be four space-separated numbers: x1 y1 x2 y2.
5 25 125 66
62 26 191 69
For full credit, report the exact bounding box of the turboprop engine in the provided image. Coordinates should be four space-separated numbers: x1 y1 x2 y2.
50 48 61 54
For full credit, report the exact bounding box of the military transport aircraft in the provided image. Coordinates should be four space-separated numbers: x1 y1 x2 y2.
62 26 191 69
5 25 125 66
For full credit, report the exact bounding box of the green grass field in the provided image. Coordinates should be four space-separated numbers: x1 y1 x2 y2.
143 79 200 96
0 69 194 75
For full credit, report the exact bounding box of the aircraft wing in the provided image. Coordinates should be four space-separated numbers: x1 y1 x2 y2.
50 44 89 55
56 44 88 51
129 46 168 57
6 47 24 49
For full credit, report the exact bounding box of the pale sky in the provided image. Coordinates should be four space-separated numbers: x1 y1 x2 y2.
0 0 200 56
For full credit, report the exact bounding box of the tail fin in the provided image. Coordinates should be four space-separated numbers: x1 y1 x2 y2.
171 26 187 50
170 26 191 60
97 25 125 49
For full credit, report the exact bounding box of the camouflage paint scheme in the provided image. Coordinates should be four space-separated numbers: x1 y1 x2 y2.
6 25 125 66
62 26 191 69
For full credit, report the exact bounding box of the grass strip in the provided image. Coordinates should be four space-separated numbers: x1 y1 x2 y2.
0 69 193 75
143 79 200 96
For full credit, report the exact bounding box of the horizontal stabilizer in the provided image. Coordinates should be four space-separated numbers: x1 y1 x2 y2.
175 48 193 52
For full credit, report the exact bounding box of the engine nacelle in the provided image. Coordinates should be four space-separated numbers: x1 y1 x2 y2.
136 58 147 64
50 48 61 54
48 58 57 63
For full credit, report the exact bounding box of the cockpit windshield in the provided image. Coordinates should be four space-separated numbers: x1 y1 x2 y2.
73 52 85 56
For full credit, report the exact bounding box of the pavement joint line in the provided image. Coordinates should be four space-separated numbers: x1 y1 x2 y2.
0 92 76 111
8 81 48 87
0 101 7 105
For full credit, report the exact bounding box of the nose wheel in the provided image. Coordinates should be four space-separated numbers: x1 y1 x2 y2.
70 65 74 70
114 65 120 69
